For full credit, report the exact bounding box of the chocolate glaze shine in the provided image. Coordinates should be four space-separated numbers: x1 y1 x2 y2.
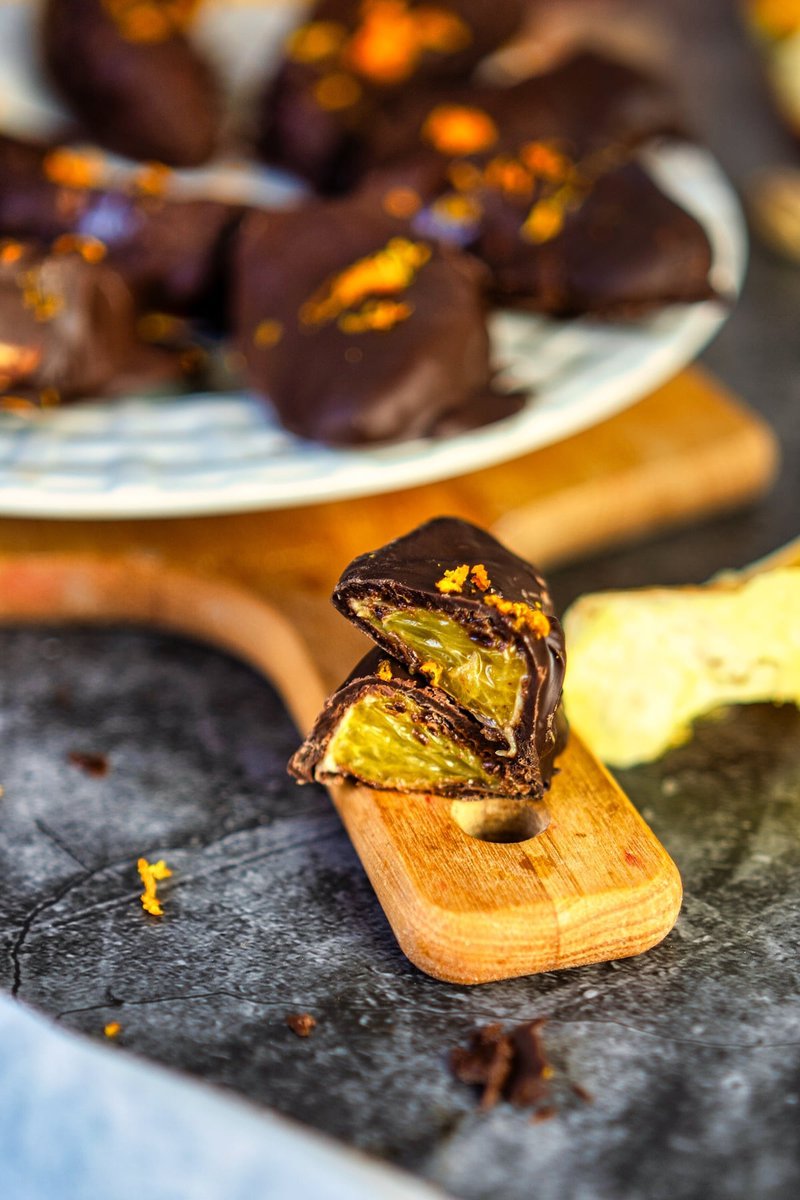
42 0 220 167
332 517 567 790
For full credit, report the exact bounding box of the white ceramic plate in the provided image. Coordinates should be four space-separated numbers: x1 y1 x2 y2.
0 4 747 519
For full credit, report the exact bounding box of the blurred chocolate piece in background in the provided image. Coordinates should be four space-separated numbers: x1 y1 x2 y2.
42 0 220 166
0 238 138 405
0 140 241 320
254 0 527 191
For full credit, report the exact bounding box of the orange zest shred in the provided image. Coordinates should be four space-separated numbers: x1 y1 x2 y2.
470 563 491 591
133 161 173 197
287 20 348 63
338 298 412 333
483 156 533 197
520 141 573 182
52 233 107 263
430 192 482 227
420 660 443 687
421 105 498 156
42 147 105 190
18 269 64 323
344 0 470 85
253 318 284 347
0 241 23 265
300 237 430 327
521 198 566 244
377 659 393 681
101 0 199 43
313 71 363 110
448 160 483 192
483 593 551 637
435 563 470 593
137 856 172 917
382 186 422 219
0 342 41 375
104 1021 121 1038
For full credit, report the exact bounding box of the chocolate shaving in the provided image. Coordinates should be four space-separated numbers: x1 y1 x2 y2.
452 1018 594 1117
450 1022 514 1110
286 1012 317 1038
68 750 110 778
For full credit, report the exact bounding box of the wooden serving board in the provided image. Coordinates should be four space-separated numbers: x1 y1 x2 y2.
0 368 777 983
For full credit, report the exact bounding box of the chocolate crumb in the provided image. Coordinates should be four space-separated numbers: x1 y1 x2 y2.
572 1082 594 1103
531 1105 557 1123
68 750 110 778
286 1012 317 1038
507 1018 551 1107
450 1022 514 1110
452 1019 554 1114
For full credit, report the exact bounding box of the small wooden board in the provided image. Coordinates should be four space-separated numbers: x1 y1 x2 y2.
0 368 777 982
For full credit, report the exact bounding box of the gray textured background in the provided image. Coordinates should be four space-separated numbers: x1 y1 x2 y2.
2 1 800 1197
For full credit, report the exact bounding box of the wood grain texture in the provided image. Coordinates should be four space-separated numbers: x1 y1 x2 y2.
0 365 772 981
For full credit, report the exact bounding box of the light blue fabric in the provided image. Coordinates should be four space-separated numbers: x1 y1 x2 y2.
0 996 443 1200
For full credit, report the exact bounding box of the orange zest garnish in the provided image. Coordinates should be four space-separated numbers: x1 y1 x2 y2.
520 141 573 182
133 161 172 197
421 105 498 156
338 298 412 333
521 199 566 244
287 20 348 63
52 233 107 263
420 660 443 687
313 72 363 110
0 342 41 376
300 237 430 327
377 659 393 681
18 269 64 323
382 186 422 219
104 1021 121 1038
483 156 533 198
344 0 470 85
470 564 491 591
253 319 284 347
101 0 199 43
137 856 172 917
42 147 105 190
435 563 470 593
0 241 23 265
483 593 551 637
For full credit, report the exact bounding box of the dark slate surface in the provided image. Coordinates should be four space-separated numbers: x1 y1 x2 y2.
1 628 800 1200
2 1 800 1197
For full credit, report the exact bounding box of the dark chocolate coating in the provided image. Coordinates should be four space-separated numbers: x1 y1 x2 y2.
0 149 240 318
255 0 526 191
357 52 714 315
0 240 137 400
290 647 562 799
480 159 717 316
232 200 521 446
361 51 686 173
332 517 567 786
42 0 220 167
